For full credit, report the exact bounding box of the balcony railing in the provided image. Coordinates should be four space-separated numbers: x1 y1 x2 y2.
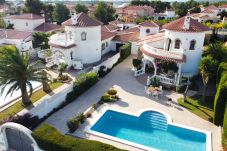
143 43 185 62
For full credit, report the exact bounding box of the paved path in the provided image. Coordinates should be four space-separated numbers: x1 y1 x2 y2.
44 56 221 151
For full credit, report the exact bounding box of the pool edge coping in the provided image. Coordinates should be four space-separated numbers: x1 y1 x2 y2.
85 107 212 151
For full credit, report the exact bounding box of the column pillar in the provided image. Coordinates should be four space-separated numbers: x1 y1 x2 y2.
176 63 182 86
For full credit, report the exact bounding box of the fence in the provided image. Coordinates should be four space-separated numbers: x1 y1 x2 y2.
19 84 73 119
92 53 120 73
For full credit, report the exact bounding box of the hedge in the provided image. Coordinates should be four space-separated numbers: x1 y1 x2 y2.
66 72 99 102
32 124 125 151
213 73 227 125
217 62 227 85
118 43 131 62
222 104 227 147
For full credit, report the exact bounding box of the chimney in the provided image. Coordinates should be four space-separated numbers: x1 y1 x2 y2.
183 16 190 30
71 13 77 25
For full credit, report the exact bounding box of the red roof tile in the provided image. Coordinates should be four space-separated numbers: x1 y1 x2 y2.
101 24 120 32
112 32 140 42
206 5 219 10
125 5 154 11
62 12 102 27
101 31 116 41
219 5 227 9
0 29 32 39
201 9 216 14
163 16 210 32
5 13 44 20
139 21 159 28
34 23 62 32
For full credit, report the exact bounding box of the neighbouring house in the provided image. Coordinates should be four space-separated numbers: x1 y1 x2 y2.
0 29 34 54
117 5 155 18
219 4 227 12
4 13 45 31
0 4 9 13
137 16 210 86
4 13 62 33
153 7 176 20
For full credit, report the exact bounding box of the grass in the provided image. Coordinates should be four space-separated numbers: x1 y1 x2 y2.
177 95 214 122
0 82 64 121
32 124 125 151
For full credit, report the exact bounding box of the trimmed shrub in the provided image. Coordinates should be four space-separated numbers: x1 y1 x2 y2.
118 43 131 62
67 118 80 133
66 72 99 103
217 62 227 85
214 73 227 125
101 93 113 102
222 104 227 147
32 124 125 151
132 59 142 69
98 66 107 78
107 88 117 95
77 113 85 124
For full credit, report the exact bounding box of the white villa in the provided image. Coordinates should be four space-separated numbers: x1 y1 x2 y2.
153 7 176 20
137 16 210 86
47 13 160 69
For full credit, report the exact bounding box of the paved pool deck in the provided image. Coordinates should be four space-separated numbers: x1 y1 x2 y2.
44 56 222 151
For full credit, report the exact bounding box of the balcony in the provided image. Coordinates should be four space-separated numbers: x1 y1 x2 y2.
49 33 76 49
141 42 186 63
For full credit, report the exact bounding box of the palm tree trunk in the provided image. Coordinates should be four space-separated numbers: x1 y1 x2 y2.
21 84 32 106
42 80 51 93
202 84 207 103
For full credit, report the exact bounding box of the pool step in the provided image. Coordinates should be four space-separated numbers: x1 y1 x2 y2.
139 111 168 131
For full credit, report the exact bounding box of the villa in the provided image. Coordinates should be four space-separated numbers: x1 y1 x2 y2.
137 16 210 86
153 7 176 20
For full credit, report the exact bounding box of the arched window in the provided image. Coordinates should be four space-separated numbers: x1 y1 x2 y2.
81 32 86 41
189 40 196 50
146 29 150 33
174 39 181 49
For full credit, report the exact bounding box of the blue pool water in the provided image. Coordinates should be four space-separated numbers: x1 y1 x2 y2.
91 110 207 151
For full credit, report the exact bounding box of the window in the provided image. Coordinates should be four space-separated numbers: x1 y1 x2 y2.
146 29 150 33
106 42 108 47
189 40 196 50
69 31 72 40
70 51 73 59
81 32 86 41
26 22 28 26
101 43 105 51
174 39 181 49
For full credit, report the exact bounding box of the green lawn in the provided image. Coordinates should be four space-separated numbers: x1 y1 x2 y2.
177 95 214 122
0 82 64 121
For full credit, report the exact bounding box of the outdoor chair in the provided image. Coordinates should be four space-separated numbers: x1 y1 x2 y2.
145 86 151 96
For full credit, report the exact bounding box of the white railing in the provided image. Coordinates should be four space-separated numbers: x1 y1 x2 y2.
143 43 184 61
134 68 145 77
147 75 176 86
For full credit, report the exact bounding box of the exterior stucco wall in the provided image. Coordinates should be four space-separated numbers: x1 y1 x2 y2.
4 18 45 31
165 30 205 75
140 26 159 39
101 37 114 55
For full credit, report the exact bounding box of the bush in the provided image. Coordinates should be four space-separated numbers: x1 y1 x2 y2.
107 88 117 95
77 113 85 124
118 43 131 62
176 85 187 93
67 118 80 133
0 113 39 130
132 59 142 69
101 93 118 103
222 105 227 147
98 66 107 78
149 77 160 87
66 72 99 103
32 124 125 151
213 74 227 125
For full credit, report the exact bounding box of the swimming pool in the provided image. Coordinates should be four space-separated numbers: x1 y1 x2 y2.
89 109 211 151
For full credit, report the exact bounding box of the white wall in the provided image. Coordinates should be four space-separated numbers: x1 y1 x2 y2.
140 26 159 39
65 26 102 64
165 10 175 18
165 30 205 75
131 42 139 54
4 18 45 31
101 37 114 55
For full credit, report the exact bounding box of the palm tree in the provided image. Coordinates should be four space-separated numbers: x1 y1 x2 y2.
0 46 50 106
199 56 218 102
58 63 68 77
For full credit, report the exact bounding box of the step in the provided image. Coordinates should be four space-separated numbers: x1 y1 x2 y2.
140 115 166 121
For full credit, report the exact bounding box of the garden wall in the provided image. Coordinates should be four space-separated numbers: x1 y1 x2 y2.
18 83 73 119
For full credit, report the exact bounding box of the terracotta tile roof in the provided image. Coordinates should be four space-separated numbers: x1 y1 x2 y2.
163 16 210 32
112 32 140 42
206 5 219 10
62 12 103 27
201 9 216 14
125 5 154 11
49 42 76 49
101 24 120 32
0 29 32 40
108 20 123 26
101 31 116 41
139 21 159 28
34 23 62 32
219 5 227 9
138 31 165 45
5 13 44 20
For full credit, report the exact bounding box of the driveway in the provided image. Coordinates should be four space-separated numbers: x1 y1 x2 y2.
44 56 221 151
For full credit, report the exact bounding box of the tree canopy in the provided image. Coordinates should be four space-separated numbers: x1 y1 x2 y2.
24 0 44 15
94 2 115 25
75 4 88 14
53 3 70 25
